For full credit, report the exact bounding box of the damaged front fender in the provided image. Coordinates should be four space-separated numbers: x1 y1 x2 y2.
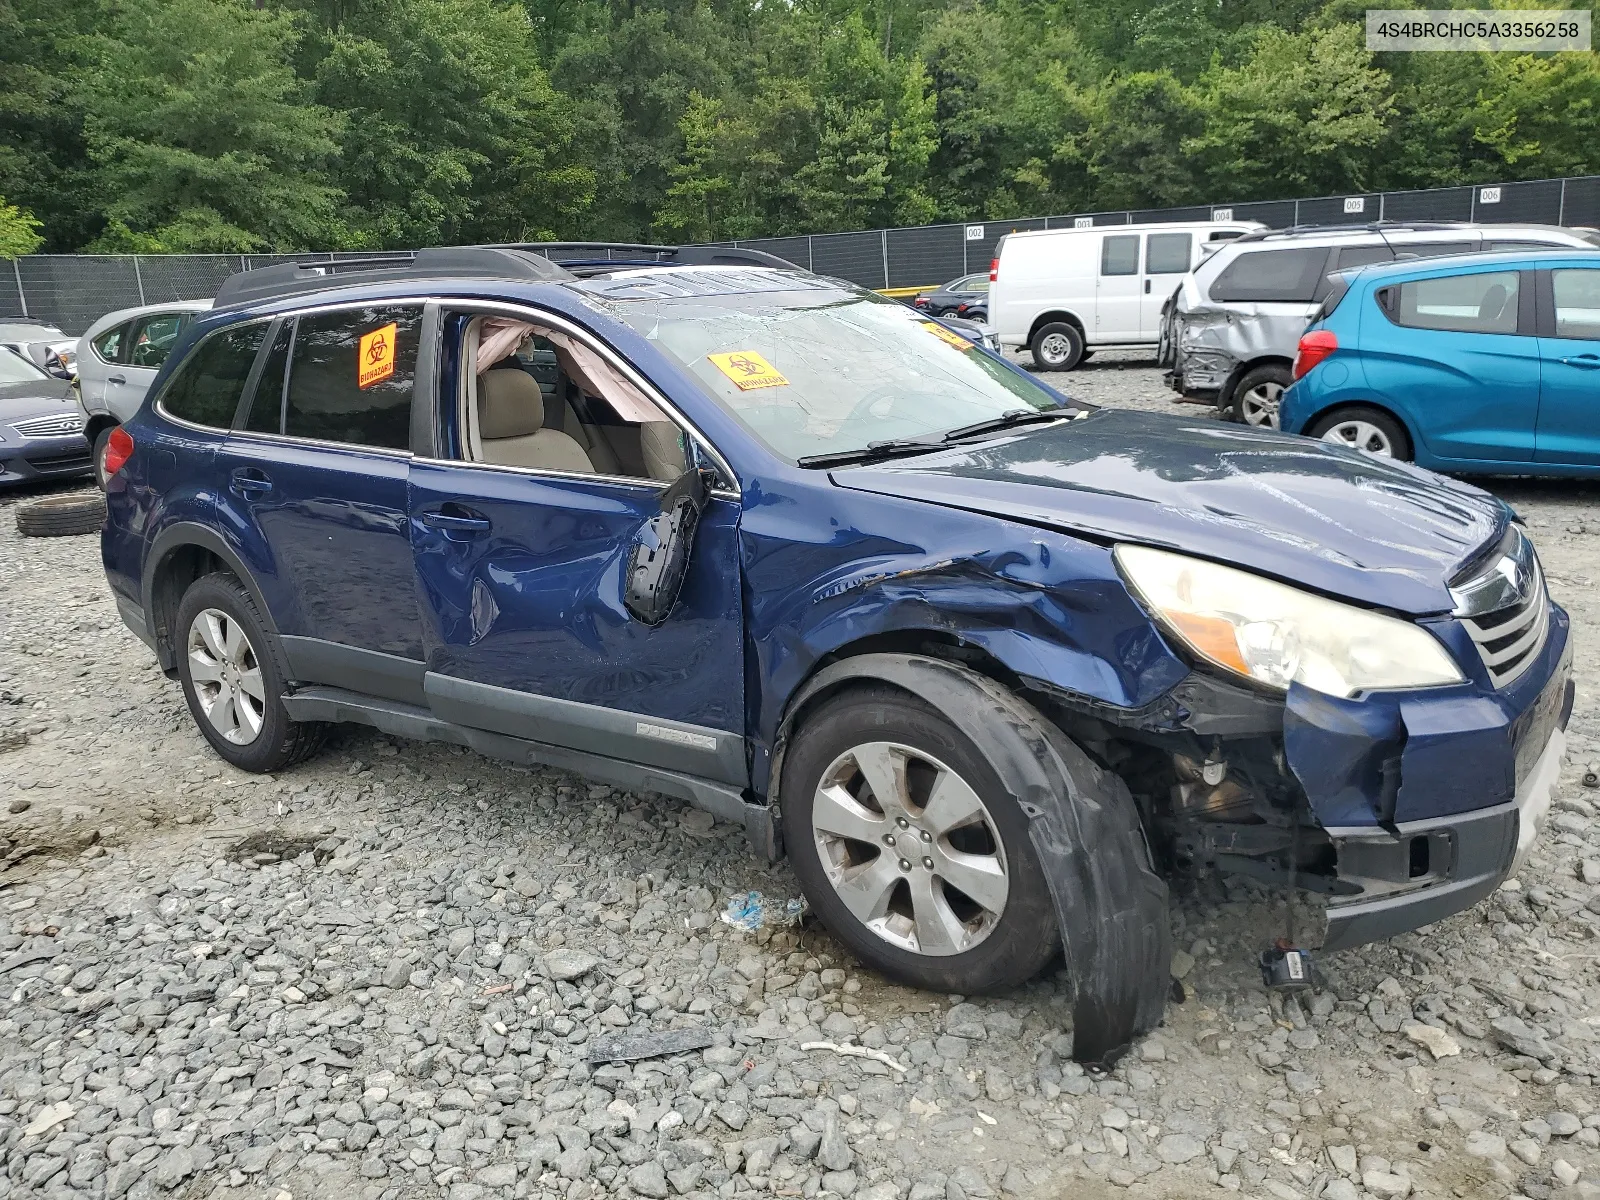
775 654 1172 1069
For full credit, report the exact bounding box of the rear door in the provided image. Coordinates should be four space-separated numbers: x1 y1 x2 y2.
115 310 201 421
1095 233 1143 341
1367 268 1539 462
219 303 430 701
409 305 748 789
1535 264 1600 466
80 321 130 412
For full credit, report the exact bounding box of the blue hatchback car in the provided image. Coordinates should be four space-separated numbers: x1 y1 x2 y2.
1282 250 1600 470
101 246 1572 1065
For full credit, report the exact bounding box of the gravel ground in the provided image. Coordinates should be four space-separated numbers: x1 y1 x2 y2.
3 360 1600 1200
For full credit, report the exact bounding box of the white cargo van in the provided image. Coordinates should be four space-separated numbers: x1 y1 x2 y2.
990 220 1262 370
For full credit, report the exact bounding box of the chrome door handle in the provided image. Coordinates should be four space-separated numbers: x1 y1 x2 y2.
420 509 490 535
230 468 272 496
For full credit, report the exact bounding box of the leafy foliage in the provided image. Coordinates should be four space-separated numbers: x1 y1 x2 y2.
0 0 1595 251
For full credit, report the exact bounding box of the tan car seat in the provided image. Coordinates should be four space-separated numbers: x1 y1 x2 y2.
639 421 688 480
477 370 594 473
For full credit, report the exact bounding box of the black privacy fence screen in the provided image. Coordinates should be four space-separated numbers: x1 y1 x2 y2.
7 175 1598 335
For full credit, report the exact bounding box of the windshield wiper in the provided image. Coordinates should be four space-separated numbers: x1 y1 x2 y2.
939 408 1072 442
796 438 947 469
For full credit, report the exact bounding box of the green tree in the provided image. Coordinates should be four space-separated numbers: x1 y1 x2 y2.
80 0 343 252
1186 24 1394 199
310 0 592 247
0 195 44 258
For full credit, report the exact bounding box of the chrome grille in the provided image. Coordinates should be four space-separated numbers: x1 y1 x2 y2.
10 413 84 438
1453 528 1549 689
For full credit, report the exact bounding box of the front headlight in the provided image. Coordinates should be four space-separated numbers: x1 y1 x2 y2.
1115 545 1464 698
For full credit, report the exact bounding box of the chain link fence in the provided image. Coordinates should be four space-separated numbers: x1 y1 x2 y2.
5 176 1597 334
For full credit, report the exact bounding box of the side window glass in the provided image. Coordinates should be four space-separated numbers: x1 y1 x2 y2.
129 313 192 369
245 321 293 434
1145 233 1192 274
93 324 127 364
1552 269 1600 340
1404 241 1475 260
284 306 420 450
1209 249 1330 302
159 323 268 429
1333 245 1394 271
1101 235 1140 276
1394 271 1520 334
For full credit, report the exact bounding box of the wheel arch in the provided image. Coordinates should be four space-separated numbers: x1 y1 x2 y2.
1027 310 1086 345
772 651 1171 1067
142 523 280 673
83 413 119 444
1304 399 1417 458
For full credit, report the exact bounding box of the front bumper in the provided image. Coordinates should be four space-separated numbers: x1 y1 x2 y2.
1321 700 1569 951
0 434 93 486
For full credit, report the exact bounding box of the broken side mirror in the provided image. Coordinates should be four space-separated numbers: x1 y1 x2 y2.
625 466 710 626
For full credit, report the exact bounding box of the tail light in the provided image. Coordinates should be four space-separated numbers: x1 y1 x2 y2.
956 302 970 314
914 296 929 308
103 426 134 477
1292 330 1338 380
988 257 999 283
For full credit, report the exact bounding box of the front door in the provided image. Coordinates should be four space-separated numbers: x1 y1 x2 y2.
1140 232 1192 338
1094 233 1143 341
410 309 747 788
220 304 427 699
1535 265 1600 467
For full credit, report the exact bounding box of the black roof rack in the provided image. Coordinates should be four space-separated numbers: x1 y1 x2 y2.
1234 221 1474 243
214 246 572 309
213 242 801 308
489 242 801 272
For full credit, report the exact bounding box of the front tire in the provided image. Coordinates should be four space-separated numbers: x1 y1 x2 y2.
781 687 1059 994
1307 405 1412 460
175 573 327 772
1030 321 1085 371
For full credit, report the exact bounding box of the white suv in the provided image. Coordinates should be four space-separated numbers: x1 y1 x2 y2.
1165 222 1600 425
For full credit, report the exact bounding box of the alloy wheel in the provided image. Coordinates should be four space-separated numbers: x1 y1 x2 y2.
186 608 266 745
810 741 1009 956
1320 419 1395 457
1239 381 1283 427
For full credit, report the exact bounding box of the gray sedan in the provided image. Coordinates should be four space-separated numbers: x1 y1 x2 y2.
0 347 91 487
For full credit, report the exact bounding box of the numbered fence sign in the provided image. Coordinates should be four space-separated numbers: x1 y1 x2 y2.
1344 197 1366 214
965 225 985 241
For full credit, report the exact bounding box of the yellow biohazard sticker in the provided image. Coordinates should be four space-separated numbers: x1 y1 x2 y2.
358 322 398 389
921 322 973 352
707 350 789 391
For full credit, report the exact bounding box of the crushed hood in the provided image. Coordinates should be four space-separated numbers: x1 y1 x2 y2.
832 409 1510 615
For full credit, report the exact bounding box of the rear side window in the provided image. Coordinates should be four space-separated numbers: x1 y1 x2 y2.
1552 269 1600 339
159 323 268 429
283 306 421 450
1390 271 1520 334
92 324 127 364
1209 248 1330 302
245 321 293 434
1145 233 1192 274
1101 235 1140 276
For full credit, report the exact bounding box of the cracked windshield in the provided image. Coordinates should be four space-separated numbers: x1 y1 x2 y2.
609 285 1063 461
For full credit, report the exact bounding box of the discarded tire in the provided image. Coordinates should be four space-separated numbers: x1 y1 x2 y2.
15 492 107 537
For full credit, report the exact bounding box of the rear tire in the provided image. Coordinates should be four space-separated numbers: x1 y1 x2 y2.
175 573 327 773
780 686 1059 994
1307 405 1412 461
1030 322 1084 371
15 491 106 537
1226 364 1291 427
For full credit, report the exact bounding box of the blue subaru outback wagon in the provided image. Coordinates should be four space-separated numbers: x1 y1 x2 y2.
101 245 1572 1065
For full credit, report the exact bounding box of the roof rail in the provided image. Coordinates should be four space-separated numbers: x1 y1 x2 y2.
1233 221 1474 243
213 247 574 309
490 242 802 271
